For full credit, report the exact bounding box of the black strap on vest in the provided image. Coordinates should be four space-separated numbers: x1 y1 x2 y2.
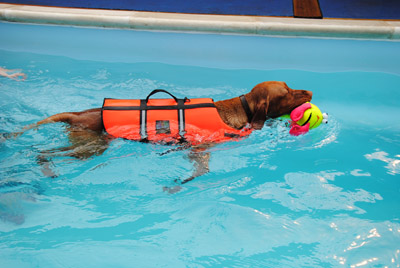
137 89 213 141
140 89 184 140
177 98 186 138
146 89 178 103
139 99 148 140
239 95 253 123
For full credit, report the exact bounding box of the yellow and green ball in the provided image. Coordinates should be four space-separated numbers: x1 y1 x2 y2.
295 103 323 129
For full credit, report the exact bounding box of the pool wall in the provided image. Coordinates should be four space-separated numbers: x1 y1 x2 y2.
1 3 400 40
2 22 400 76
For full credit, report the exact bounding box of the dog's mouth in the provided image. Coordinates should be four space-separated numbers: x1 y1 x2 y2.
296 92 313 107
287 91 313 114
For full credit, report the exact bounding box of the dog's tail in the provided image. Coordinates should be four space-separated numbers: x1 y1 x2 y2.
1 112 73 141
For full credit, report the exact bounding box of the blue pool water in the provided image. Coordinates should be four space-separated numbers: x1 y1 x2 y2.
1 22 400 267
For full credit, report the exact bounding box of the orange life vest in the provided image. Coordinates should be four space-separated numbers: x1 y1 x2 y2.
102 89 252 145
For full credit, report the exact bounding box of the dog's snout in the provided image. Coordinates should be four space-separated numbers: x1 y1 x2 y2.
304 90 313 101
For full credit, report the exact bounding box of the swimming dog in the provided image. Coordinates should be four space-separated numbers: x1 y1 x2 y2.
12 81 312 191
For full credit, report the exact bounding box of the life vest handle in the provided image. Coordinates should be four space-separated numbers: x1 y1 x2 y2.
146 89 179 103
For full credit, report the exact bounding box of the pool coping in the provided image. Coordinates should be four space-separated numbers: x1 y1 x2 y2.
1 3 400 40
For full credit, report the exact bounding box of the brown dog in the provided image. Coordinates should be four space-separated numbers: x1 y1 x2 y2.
16 81 312 187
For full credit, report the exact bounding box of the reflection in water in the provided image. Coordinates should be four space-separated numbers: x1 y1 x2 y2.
365 149 400 175
243 171 382 213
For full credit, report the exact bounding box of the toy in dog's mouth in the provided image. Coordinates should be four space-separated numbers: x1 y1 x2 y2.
281 102 328 136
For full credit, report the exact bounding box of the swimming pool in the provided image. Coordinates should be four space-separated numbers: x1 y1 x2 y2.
1 21 400 267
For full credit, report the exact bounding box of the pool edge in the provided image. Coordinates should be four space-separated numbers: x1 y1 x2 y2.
1 3 400 40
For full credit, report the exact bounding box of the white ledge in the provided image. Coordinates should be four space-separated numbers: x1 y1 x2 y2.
1 3 400 39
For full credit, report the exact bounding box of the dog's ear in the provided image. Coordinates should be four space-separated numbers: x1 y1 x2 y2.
251 96 269 130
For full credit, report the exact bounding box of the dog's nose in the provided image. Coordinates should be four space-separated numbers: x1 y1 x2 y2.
306 90 313 97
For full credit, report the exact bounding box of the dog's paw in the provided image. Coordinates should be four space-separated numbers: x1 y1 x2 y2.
0 132 12 142
0 132 23 142
40 166 58 178
162 185 182 194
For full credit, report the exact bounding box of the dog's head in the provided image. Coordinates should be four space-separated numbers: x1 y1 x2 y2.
248 81 313 129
